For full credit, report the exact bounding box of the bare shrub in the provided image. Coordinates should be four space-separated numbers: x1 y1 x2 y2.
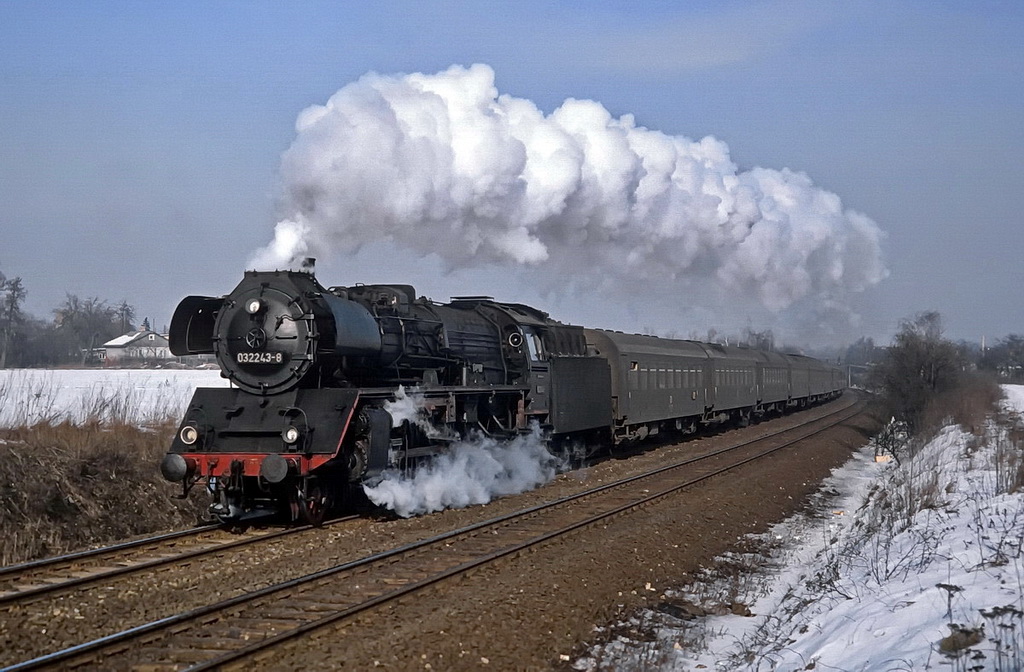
990 428 1024 495
993 411 1024 495
918 372 1003 439
871 311 964 435
979 605 1024 670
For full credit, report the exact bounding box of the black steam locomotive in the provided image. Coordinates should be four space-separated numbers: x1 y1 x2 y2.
161 265 843 523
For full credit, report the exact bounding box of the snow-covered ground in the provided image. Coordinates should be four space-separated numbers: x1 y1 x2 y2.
0 368 229 426
578 386 1024 671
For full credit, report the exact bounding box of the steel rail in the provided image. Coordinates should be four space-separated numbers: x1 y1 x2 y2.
0 516 359 608
0 524 217 578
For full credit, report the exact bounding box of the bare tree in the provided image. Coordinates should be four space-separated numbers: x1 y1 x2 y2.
870 311 963 433
54 294 120 365
115 300 136 334
843 336 880 366
0 273 26 368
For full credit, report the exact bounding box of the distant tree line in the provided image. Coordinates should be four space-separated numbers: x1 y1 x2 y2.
0 265 138 368
978 334 1024 380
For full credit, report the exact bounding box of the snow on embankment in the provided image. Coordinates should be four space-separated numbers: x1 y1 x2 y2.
578 386 1024 671
0 369 229 427
1001 384 1024 416
743 423 1024 670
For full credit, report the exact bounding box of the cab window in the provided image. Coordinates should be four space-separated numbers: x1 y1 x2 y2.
523 328 546 361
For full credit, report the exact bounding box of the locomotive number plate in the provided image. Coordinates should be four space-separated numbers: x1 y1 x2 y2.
236 351 286 364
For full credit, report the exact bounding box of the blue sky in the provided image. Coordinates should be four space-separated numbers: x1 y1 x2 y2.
1 1 1022 346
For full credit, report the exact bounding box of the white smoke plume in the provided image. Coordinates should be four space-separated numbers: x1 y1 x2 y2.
363 424 561 518
250 63 886 318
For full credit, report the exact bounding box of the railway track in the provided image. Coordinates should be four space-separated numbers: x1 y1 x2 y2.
4 397 865 671
0 517 357 610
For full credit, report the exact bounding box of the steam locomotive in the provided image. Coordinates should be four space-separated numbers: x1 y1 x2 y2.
161 264 844 523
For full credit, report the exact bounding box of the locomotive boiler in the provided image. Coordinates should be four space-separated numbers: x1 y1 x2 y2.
161 264 843 524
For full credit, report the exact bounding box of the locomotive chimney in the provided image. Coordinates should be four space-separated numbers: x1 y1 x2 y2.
301 257 316 273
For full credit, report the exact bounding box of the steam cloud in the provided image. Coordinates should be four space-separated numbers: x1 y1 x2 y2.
364 387 561 517
382 385 454 439
362 427 560 518
250 63 886 316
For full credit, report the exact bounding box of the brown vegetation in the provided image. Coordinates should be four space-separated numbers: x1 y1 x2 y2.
919 371 1003 438
0 420 207 566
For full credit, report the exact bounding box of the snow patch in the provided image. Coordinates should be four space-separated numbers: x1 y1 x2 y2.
0 369 229 426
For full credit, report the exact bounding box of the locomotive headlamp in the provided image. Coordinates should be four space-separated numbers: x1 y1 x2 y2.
179 425 200 445
245 298 263 314
282 425 301 444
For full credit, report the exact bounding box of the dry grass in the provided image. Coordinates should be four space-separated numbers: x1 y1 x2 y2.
0 419 207 566
0 370 193 427
996 405 1024 495
919 372 1003 439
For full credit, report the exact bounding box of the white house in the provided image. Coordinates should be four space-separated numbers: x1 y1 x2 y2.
101 330 172 363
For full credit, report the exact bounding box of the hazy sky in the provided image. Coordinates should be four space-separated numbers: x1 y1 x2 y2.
1 1 1021 347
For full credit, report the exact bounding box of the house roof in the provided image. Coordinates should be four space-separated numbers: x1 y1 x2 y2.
102 330 168 348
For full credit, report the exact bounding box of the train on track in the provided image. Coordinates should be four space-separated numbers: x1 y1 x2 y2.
160 263 844 524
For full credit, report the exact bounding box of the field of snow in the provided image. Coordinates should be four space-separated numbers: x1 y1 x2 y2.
578 385 1024 671
0 368 230 426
